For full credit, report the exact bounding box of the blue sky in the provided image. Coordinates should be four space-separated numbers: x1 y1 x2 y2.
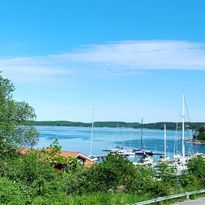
1 0 205 122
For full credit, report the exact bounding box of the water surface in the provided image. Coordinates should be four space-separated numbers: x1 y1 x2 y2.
36 126 205 159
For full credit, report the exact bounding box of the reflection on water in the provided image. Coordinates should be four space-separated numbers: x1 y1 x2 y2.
36 126 205 158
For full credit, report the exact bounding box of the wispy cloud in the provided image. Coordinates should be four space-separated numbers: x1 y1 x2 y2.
1 40 205 82
60 40 205 70
0 56 69 83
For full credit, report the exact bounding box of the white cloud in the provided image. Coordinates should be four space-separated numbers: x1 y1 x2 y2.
1 40 205 83
60 40 205 70
0 56 69 83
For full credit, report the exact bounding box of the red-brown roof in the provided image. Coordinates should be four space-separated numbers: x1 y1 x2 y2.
18 148 30 155
59 151 80 158
17 148 94 167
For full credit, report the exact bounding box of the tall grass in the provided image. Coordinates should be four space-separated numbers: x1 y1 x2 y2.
67 192 153 205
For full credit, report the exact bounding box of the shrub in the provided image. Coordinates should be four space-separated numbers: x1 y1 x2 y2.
124 165 155 195
152 162 183 196
86 154 135 192
0 177 25 205
187 155 205 185
180 173 202 191
66 154 136 194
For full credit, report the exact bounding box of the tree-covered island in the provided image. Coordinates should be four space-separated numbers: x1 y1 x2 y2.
34 120 205 131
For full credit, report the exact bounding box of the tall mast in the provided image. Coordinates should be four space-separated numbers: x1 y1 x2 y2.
182 94 185 158
140 118 143 150
164 124 167 159
90 108 95 157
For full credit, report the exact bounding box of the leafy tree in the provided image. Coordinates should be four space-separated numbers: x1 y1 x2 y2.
38 139 65 164
37 139 81 172
197 131 205 140
0 74 39 156
193 126 205 140
198 126 205 133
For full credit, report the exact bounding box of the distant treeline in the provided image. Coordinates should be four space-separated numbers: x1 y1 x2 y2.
33 121 205 130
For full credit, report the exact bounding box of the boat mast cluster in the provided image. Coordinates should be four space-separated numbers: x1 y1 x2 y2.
92 95 199 169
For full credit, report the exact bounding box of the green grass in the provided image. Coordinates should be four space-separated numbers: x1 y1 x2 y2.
67 192 153 205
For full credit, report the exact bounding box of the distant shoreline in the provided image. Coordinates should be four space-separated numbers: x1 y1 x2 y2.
32 121 205 131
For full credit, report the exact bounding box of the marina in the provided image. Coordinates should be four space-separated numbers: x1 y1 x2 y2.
36 125 205 165
36 95 205 169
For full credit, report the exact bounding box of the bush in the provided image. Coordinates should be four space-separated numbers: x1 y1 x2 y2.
187 155 205 185
0 177 25 205
197 131 205 140
89 155 135 192
124 165 155 195
0 152 67 203
180 173 202 191
1 152 57 184
152 162 183 196
2 150 205 204
66 154 136 194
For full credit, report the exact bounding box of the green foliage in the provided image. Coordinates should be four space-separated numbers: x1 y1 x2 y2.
0 75 39 156
1 73 205 205
1 150 205 204
39 139 64 164
67 192 152 205
88 155 134 191
66 154 136 194
187 155 205 185
193 126 205 141
157 162 177 183
197 131 205 140
198 127 205 133
37 139 81 172
180 173 201 191
0 152 68 204
124 165 155 195
65 165 88 194
152 162 183 196
90 154 135 191
0 177 25 205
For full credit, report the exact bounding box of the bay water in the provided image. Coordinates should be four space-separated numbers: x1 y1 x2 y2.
36 126 205 160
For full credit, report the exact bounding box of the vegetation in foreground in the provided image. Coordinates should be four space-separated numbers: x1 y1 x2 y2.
1 148 205 205
1 74 205 205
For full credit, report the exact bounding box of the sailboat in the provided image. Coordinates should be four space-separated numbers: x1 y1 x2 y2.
172 95 190 171
102 122 136 156
159 124 170 162
134 118 160 156
89 108 98 161
135 118 154 165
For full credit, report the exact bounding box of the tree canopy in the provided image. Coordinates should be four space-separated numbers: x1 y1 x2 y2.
193 126 205 141
0 74 39 156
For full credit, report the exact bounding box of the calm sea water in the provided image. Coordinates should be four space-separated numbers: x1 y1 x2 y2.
36 126 205 159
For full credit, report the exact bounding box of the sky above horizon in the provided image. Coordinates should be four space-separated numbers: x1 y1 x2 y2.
1 0 205 123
